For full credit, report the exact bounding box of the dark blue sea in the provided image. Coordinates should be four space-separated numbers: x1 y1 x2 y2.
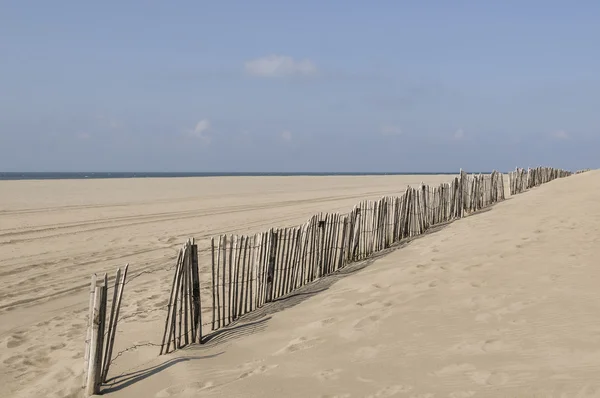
0 172 472 181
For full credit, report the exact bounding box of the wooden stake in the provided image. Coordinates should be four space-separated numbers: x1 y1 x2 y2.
255 232 265 308
227 235 234 325
216 236 223 329
101 267 120 381
210 237 216 331
243 235 251 314
102 264 128 382
265 229 278 303
232 236 241 321
83 273 97 389
86 275 107 396
190 243 201 343
182 244 189 346
170 250 184 351
221 235 227 325
160 249 183 355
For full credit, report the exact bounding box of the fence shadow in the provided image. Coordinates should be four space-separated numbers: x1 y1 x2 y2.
197 214 468 348
102 353 223 393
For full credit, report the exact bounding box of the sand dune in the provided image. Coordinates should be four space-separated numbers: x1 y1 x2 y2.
95 170 600 397
0 174 454 398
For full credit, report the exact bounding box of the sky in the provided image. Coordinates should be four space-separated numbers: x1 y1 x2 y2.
1 1 599 173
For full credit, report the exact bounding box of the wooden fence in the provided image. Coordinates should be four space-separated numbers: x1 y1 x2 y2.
83 265 128 396
160 170 506 354
160 239 202 355
84 166 589 395
508 166 586 195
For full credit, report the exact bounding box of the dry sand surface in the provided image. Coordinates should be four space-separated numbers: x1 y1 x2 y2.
95 170 600 398
0 174 454 398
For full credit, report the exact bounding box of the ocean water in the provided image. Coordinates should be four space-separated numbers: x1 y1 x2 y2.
0 171 471 181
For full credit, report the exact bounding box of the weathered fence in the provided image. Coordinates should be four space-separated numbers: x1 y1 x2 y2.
575 169 591 174
83 265 128 396
85 165 586 395
508 166 573 195
159 239 202 355
160 169 506 354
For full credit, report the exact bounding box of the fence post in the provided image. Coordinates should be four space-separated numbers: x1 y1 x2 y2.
318 220 326 277
101 264 128 383
190 241 202 343
83 274 97 390
265 230 278 303
86 274 107 396
351 208 361 260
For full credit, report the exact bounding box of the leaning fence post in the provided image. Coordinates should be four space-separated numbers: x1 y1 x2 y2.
265 230 278 303
83 274 97 390
190 240 202 343
101 267 120 382
101 264 128 383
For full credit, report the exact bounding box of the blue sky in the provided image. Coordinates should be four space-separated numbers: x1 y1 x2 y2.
1 1 599 172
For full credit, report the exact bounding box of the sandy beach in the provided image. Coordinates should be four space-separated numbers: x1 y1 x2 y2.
3 171 600 397
0 174 453 397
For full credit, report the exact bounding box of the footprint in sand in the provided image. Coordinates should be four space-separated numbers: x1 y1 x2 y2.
354 314 382 331
481 339 507 352
357 283 391 294
470 280 487 288
238 364 278 379
307 317 338 329
3 355 23 366
274 336 322 356
155 381 214 397
315 368 342 381
463 263 485 271
5 331 26 349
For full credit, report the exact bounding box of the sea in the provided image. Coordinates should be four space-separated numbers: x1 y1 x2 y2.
0 172 471 181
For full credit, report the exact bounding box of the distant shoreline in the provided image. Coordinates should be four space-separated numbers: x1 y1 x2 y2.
0 171 494 181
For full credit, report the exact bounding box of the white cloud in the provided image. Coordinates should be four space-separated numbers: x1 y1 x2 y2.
453 128 465 140
552 130 569 140
281 130 292 142
244 55 317 77
380 125 402 136
185 119 212 144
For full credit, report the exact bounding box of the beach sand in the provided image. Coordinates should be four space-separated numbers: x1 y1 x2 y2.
3 171 600 397
0 174 453 397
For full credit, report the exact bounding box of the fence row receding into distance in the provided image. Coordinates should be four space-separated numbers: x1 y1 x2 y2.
508 166 589 195
83 166 583 395
160 168 512 355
